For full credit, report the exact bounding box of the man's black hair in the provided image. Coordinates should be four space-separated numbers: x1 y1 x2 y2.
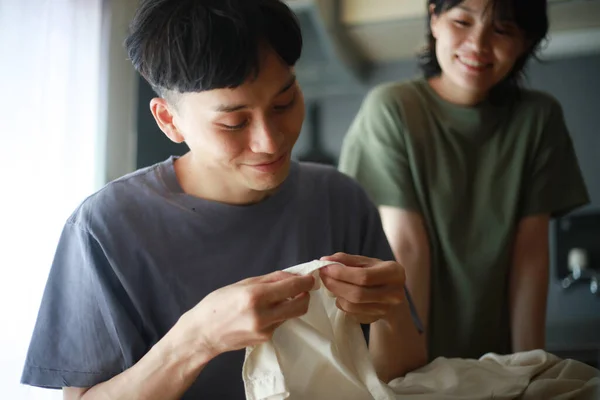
125 0 302 100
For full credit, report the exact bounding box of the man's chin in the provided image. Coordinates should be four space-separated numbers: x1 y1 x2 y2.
246 162 291 193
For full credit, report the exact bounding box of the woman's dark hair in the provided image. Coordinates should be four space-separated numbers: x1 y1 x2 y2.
419 0 549 99
125 0 302 99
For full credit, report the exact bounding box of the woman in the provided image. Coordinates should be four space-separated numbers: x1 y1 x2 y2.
339 0 589 361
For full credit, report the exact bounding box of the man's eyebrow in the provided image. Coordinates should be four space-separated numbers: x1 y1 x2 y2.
214 103 249 113
277 74 297 96
214 75 297 113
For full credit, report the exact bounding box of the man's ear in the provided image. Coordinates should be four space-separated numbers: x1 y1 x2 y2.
150 98 185 143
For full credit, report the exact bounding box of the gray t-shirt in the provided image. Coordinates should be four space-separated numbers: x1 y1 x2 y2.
22 157 419 399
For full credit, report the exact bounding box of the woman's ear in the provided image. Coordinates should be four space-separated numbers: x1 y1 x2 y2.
429 3 440 39
150 97 185 144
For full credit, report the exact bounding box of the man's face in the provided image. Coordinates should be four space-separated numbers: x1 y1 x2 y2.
164 47 305 196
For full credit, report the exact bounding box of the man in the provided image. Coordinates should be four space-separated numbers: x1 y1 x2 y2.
21 0 426 398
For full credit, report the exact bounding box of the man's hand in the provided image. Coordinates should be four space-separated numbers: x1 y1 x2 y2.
180 271 315 358
63 271 315 400
319 253 406 324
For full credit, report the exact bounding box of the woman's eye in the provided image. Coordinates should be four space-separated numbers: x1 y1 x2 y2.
221 120 249 131
453 20 469 27
494 25 514 36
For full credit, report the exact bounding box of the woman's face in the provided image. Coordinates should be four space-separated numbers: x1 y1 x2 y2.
430 0 526 101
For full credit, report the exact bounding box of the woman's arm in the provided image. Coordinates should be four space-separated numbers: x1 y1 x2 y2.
379 206 431 338
509 214 550 352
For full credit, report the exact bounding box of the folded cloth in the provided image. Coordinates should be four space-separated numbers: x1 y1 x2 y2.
389 350 600 400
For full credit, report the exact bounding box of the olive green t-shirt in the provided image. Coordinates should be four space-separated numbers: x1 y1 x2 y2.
339 79 590 360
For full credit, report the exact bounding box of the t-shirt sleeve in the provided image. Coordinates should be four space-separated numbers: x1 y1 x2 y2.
358 190 424 334
338 85 420 211
520 100 590 218
21 221 146 389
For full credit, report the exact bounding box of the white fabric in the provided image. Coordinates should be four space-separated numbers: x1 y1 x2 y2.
389 350 600 400
242 260 395 400
242 260 600 400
